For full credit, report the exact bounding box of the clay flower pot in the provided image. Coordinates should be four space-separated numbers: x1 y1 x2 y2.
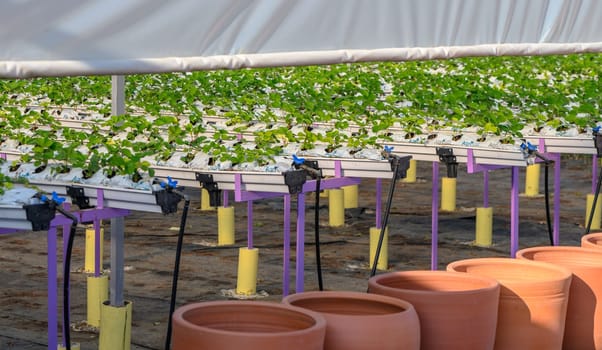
368 270 499 350
517 246 602 350
581 232 602 249
282 290 420 350
171 300 326 350
448 257 572 350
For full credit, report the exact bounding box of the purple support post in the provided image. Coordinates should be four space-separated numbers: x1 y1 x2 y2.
94 219 102 277
61 224 71 348
247 201 253 249
553 153 561 245
375 178 382 229
296 193 306 293
47 226 58 350
283 195 291 296
483 171 490 208
510 167 520 257
97 189 104 209
594 154 598 195
431 162 439 270
223 191 229 208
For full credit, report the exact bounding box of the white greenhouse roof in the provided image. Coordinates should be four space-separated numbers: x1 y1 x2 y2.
1 0 602 78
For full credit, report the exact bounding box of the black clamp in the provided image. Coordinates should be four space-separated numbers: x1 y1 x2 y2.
23 202 56 231
381 147 412 180
594 126 602 158
283 170 308 194
436 148 458 178
154 177 184 214
66 186 93 210
196 173 222 207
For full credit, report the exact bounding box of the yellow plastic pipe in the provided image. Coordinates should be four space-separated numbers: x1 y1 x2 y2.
320 189 329 198
200 188 215 211
236 247 259 295
58 343 80 350
524 163 541 197
586 194 602 230
441 177 457 212
370 226 388 271
343 184 359 209
401 159 417 183
475 207 494 247
328 188 345 227
87 274 109 328
217 206 235 246
99 301 132 350
84 227 104 273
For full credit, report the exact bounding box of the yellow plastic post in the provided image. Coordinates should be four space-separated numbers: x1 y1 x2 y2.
200 188 215 211
320 189 329 198
524 163 541 197
475 207 494 247
328 188 345 227
236 247 259 295
99 301 132 350
87 274 109 328
84 227 104 273
401 159 417 183
370 226 388 271
58 343 80 350
586 194 602 230
343 184 359 209
441 177 457 212
217 206 235 246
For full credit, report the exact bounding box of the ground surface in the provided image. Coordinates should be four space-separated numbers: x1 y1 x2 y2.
0 157 599 350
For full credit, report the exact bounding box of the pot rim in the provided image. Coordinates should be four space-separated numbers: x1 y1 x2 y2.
172 300 326 337
282 290 416 315
517 245 602 267
368 270 499 295
447 257 572 285
582 232 602 246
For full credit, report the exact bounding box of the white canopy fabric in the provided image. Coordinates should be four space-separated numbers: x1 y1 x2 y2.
1 0 602 78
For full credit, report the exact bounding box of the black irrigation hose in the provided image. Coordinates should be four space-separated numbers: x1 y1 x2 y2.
586 163 602 236
55 206 78 350
314 177 323 291
543 161 554 246
164 195 191 350
370 160 401 278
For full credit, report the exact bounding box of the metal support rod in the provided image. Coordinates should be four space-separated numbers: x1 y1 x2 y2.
62 224 71 347
510 167 520 257
296 193 306 293
375 178 382 229
247 201 253 249
483 171 490 208
553 153 561 245
48 226 58 350
111 75 125 116
110 216 125 306
223 190 229 208
283 195 291 296
593 154 599 194
431 162 439 270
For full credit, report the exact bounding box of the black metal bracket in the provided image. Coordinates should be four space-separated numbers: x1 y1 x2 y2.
283 170 308 194
196 173 222 207
66 186 93 210
293 160 322 179
154 188 182 215
594 129 602 158
385 154 412 180
436 147 458 178
23 202 56 231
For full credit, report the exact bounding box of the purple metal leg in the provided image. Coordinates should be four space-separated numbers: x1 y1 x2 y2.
431 162 439 270
296 193 306 293
376 178 382 229
61 224 71 347
483 171 490 208
223 191 229 208
511 167 520 257
247 201 253 249
553 153 561 245
94 220 102 277
283 195 291 296
48 226 58 350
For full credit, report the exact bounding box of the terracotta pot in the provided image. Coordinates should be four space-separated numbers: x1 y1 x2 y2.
171 300 326 350
448 257 572 350
282 291 420 350
581 232 602 249
368 270 499 350
517 246 602 350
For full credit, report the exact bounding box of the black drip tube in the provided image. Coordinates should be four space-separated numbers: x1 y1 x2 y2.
586 165 602 236
314 177 323 291
543 160 554 246
164 190 190 350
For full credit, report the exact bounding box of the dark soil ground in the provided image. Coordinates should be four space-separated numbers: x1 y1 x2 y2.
0 157 598 349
